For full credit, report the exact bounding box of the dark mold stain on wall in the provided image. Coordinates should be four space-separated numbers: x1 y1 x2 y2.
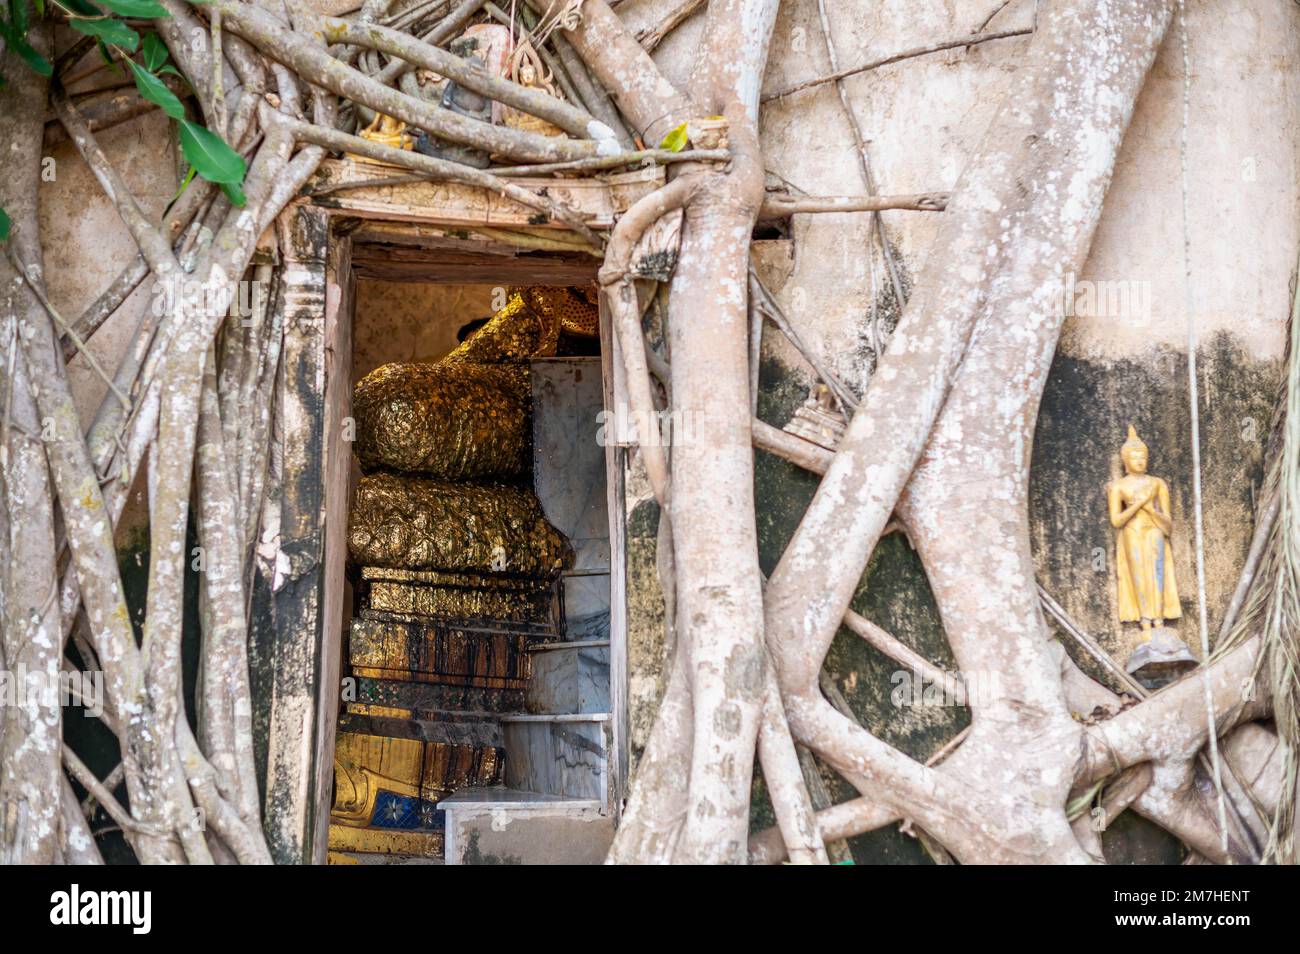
1031 332 1277 667
748 355 956 864
625 328 1275 864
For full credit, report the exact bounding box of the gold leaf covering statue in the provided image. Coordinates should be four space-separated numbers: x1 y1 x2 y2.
1109 425 1180 628
349 112 414 166
1108 425 1195 679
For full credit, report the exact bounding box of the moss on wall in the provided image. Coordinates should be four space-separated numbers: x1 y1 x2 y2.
749 354 955 863
625 481 667 768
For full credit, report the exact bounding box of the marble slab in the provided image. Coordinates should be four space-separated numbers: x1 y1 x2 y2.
502 716 608 802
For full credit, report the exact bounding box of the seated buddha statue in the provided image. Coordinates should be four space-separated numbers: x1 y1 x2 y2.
350 112 413 166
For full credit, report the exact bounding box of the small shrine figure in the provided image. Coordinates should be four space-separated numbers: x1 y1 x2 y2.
413 34 496 168
502 40 565 138
349 112 413 166
1108 425 1195 680
782 383 846 452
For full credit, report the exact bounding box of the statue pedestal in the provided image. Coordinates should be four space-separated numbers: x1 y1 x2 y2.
1125 626 1197 688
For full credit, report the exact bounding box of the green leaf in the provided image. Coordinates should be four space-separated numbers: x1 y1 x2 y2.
179 119 245 185
170 165 196 203
658 122 689 153
97 0 170 16
32 0 42 15
15 40 51 76
5 35 52 76
220 180 246 208
0 207 11 242
70 17 140 53
141 31 169 71
127 58 184 119
0 13 52 76
10 0 28 33
95 38 120 74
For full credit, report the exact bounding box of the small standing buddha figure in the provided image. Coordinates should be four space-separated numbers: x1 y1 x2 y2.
1108 425 1195 679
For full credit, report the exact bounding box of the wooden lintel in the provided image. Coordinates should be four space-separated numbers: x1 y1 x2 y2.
350 245 599 285
301 158 664 231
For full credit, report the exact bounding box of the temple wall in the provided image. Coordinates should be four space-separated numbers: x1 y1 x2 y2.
352 281 496 376
617 0 1298 862
29 0 1299 864
39 107 179 429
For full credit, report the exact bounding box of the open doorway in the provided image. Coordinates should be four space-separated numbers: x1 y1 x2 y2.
252 166 659 865
321 236 623 865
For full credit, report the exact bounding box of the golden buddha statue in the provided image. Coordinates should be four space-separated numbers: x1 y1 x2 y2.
1108 425 1195 679
1110 425 1180 628
350 112 414 166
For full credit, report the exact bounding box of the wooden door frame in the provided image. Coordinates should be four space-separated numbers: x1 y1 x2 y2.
254 161 658 863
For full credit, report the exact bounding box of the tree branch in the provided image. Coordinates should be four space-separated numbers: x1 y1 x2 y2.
761 28 1034 103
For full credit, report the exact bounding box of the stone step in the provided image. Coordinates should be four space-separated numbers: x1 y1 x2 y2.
525 642 610 715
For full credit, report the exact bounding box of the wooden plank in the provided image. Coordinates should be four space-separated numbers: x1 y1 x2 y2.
350 248 599 284
600 300 630 820
310 230 354 865
305 159 663 230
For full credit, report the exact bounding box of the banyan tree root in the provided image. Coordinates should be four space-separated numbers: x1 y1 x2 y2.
0 0 1290 866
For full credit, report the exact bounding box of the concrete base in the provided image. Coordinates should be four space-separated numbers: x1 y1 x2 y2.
440 789 614 865
1125 626 1198 688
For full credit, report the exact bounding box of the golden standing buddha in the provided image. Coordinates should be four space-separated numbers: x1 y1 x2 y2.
1108 425 1195 679
1109 425 1180 628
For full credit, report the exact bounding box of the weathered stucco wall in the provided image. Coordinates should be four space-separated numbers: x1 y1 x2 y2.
33 0 1298 864
618 0 1297 862
40 106 179 428
351 281 497 377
